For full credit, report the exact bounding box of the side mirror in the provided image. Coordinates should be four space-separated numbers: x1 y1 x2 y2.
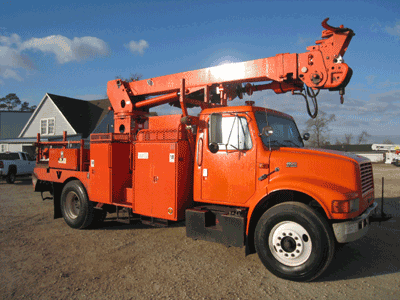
209 142 219 154
209 113 222 144
303 133 310 141
260 126 274 137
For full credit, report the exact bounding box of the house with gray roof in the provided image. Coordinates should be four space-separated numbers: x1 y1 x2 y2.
0 93 112 156
0 111 33 153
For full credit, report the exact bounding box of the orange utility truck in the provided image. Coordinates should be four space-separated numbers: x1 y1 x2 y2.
33 19 382 281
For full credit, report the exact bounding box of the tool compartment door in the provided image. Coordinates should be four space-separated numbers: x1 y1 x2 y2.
89 143 111 203
134 143 177 220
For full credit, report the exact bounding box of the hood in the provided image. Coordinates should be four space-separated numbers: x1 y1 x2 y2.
278 147 370 164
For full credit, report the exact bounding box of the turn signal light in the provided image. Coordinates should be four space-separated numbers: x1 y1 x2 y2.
332 200 350 213
332 198 359 213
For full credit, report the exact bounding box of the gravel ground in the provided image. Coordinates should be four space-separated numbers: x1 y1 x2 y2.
0 163 399 299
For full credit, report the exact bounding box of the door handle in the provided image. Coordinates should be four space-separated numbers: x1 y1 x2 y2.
197 138 203 166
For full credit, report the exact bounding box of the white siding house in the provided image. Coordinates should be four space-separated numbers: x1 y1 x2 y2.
19 94 76 139
0 93 110 156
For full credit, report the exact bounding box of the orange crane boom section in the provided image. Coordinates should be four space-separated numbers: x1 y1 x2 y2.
107 18 354 133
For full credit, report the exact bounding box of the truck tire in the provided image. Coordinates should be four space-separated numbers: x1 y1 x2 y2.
60 180 95 229
254 202 335 282
6 170 16 184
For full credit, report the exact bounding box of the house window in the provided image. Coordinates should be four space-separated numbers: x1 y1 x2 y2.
0 144 8 153
40 118 55 135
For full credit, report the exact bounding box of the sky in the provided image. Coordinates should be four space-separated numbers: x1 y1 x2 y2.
1 0 400 144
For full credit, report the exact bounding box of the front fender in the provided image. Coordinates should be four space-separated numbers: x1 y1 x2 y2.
267 176 354 219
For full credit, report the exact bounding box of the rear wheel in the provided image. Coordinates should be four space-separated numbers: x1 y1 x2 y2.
255 202 335 282
6 170 16 184
60 180 94 229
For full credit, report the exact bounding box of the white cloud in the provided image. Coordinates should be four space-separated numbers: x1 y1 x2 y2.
125 39 149 55
370 22 382 33
20 35 110 63
0 68 23 81
0 33 110 82
365 75 376 85
375 79 400 89
0 45 33 69
0 33 22 47
296 35 313 45
385 21 400 38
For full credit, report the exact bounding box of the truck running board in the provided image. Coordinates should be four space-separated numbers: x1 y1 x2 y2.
185 206 247 247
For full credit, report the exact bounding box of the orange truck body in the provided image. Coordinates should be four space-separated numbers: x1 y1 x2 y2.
32 19 382 281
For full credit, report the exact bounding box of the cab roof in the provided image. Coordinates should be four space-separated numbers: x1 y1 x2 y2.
200 105 294 120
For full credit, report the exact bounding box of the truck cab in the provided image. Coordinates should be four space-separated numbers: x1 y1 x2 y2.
187 103 376 281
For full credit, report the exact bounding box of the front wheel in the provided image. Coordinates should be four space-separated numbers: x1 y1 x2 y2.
255 202 335 282
6 171 16 184
60 180 95 229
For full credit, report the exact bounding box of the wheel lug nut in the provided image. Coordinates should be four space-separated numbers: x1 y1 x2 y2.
279 250 283 253
297 244 301 247
277 243 280 246
294 237 298 240
285 254 288 257
296 250 300 253
282 233 286 236
278 237 282 240
291 254 295 257
289 233 292 236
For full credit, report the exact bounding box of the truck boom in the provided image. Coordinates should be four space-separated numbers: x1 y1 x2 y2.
108 17 354 135
33 19 386 282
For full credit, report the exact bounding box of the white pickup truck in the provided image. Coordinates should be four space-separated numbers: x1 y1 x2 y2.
0 152 35 184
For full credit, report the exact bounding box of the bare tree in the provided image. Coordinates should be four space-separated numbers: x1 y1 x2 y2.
105 74 145 98
305 111 336 147
382 139 393 144
335 138 343 145
357 131 371 144
116 73 143 82
344 134 353 144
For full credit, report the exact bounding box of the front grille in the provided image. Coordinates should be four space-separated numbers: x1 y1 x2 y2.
360 162 374 195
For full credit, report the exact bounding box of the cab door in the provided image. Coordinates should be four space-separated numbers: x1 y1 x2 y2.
201 114 256 204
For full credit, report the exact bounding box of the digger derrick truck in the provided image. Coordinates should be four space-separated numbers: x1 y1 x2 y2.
33 19 381 281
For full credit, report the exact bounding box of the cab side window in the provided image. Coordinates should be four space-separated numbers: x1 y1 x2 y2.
209 115 252 151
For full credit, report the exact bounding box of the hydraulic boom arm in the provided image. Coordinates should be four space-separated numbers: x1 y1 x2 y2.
107 18 354 134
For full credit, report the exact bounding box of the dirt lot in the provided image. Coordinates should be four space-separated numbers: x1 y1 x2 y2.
1 164 400 300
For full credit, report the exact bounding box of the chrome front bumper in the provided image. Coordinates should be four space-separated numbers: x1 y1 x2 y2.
332 202 378 243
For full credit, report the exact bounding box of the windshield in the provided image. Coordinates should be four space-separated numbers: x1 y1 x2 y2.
255 111 304 148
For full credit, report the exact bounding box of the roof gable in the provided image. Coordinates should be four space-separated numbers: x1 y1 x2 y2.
19 93 111 139
47 94 110 139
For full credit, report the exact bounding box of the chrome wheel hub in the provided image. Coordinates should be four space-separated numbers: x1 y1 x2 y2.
65 191 80 219
269 221 312 267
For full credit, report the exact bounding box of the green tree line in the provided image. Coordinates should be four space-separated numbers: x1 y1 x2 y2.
0 93 37 112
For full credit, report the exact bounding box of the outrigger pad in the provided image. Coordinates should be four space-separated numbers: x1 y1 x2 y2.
185 206 247 247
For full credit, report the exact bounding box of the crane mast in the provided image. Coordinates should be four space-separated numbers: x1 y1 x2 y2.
107 18 354 135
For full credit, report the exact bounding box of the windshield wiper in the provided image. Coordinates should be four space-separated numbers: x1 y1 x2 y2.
268 140 284 147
